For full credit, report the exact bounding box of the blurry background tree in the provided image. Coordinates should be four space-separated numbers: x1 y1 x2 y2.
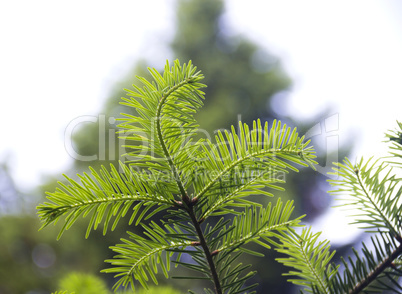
0 0 351 293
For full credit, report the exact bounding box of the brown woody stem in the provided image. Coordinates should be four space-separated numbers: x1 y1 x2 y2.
185 203 222 294
349 241 402 294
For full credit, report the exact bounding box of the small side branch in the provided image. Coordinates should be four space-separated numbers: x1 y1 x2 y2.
349 240 402 294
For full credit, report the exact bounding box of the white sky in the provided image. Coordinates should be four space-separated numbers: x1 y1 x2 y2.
1 0 402 242
226 0 402 243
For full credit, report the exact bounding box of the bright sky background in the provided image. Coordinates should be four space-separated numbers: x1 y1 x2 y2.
1 0 401 242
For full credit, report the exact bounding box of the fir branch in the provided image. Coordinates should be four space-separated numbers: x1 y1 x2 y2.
195 120 316 202
103 222 193 291
354 163 401 239
275 227 337 294
155 75 198 199
38 60 317 293
214 199 303 254
329 157 402 239
348 240 402 294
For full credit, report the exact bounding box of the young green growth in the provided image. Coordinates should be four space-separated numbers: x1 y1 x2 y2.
37 60 317 293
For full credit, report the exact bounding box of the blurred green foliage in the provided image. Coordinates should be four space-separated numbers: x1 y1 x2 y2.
54 272 181 294
57 272 109 294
